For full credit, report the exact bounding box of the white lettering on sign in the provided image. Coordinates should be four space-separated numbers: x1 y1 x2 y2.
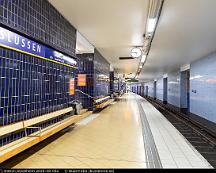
0 27 42 54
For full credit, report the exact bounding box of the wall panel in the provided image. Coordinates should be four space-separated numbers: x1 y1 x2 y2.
190 53 216 123
94 49 110 99
0 0 76 57
156 78 163 101
168 71 180 107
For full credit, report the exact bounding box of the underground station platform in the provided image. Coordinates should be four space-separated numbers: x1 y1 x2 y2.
0 0 216 171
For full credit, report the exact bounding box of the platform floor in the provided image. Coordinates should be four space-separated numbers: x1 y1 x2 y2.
7 93 212 168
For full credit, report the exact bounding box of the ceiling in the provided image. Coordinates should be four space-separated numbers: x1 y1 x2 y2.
76 31 95 54
140 0 216 82
49 0 216 83
49 0 149 77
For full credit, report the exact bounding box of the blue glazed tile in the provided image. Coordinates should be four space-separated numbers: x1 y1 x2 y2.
156 78 163 101
168 71 180 107
190 52 216 123
146 81 155 98
0 47 76 126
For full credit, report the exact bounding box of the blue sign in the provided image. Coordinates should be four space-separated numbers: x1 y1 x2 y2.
0 26 77 67
46 47 77 67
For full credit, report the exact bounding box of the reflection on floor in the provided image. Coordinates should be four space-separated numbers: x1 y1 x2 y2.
2 93 212 168
11 94 146 168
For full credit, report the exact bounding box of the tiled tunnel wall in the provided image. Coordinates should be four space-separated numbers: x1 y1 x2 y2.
76 53 94 110
0 0 78 146
0 0 77 57
137 53 216 124
94 49 110 99
168 71 180 108
156 78 163 101
190 53 216 123
0 0 77 126
180 70 189 110
146 81 155 98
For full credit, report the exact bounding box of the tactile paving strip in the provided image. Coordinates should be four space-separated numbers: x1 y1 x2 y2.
137 98 162 168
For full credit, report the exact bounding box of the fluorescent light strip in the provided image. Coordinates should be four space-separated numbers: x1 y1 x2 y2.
141 55 146 63
147 18 157 33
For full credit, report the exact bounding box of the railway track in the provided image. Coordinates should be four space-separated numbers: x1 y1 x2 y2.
145 97 216 168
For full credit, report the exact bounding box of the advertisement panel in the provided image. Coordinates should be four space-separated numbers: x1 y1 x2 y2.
78 74 87 87
69 78 75 96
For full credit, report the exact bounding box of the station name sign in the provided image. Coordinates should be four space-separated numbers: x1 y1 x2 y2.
0 26 77 67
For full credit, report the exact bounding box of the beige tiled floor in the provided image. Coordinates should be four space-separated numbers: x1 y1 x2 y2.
12 94 146 168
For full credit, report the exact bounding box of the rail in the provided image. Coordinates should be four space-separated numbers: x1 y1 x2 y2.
144 96 216 168
145 97 216 145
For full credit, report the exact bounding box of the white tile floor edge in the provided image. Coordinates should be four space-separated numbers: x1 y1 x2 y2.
135 94 213 169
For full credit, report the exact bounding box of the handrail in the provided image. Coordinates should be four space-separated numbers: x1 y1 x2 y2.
75 89 94 99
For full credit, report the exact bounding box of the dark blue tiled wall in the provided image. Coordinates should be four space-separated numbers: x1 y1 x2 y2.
76 53 94 109
77 50 111 108
94 49 110 99
114 77 119 92
0 47 76 125
0 0 78 126
110 71 114 95
0 0 78 147
0 0 76 57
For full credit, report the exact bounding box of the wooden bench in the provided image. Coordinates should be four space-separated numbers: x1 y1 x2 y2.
0 109 92 163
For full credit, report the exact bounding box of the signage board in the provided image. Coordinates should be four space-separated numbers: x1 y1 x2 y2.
69 78 75 95
78 74 87 87
0 26 77 68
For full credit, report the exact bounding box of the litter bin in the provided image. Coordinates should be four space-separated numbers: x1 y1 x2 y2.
69 100 83 115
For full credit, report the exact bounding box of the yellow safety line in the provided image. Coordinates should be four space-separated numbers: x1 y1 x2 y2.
0 44 78 69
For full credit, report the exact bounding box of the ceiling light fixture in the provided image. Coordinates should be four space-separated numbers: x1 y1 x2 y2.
134 0 164 80
147 18 157 33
